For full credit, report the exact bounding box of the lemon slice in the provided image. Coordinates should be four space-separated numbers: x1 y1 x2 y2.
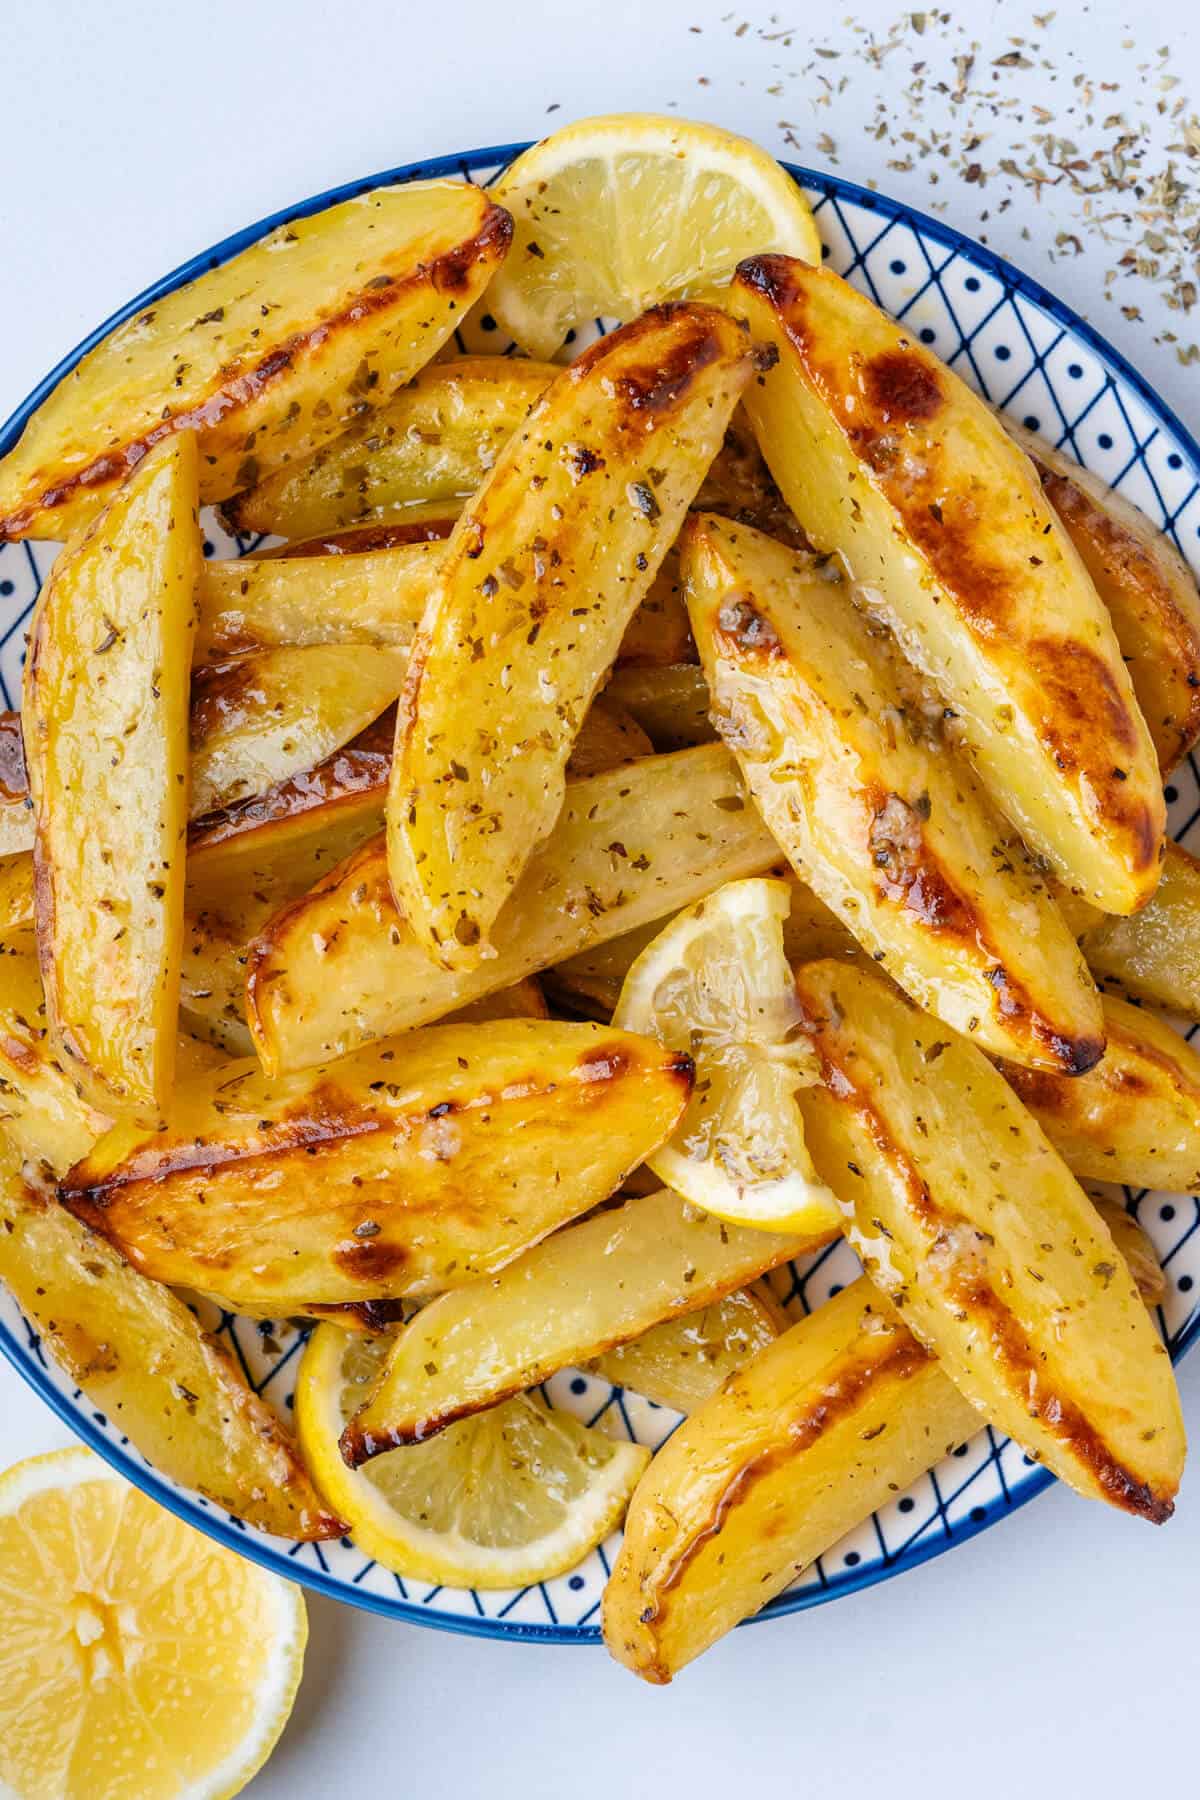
486 114 822 358
0 1448 305 1800
296 1324 649 1590
612 877 841 1234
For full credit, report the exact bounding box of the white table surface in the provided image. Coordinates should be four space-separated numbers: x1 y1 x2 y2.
3 2 1199 1794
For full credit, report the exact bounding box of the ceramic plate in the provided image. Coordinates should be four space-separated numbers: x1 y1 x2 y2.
2 144 1198 1644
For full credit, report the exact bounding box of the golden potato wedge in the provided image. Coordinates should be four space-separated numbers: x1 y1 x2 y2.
0 185 511 542
339 1187 827 1458
999 995 1200 1192
603 1277 978 1682
0 1136 341 1538
684 514 1103 1072
248 744 779 1072
447 977 547 1023
24 435 199 1117
592 1284 785 1413
1009 422 1200 776
266 509 458 557
387 304 757 969
189 644 407 816
615 547 696 667
793 958 1185 1520
222 357 555 539
1091 1195 1168 1310
600 664 715 749
0 714 31 857
62 1020 692 1310
734 256 1164 915
0 925 112 1172
1069 840 1200 1015
195 542 443 660
565 701 652 776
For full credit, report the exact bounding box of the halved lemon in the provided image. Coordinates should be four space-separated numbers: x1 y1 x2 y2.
612 877 842 1234
296 1323 649 1590
0 1447 305 1800
486 114 822 358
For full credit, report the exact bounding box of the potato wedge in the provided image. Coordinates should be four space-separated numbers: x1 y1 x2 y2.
564 701 652 776
684 514 1103 1071
615 547 696 667
0 925 113 1172
221 357 555 539
62 1020 692 1310
793 959 1185 1520
0 185 511 542
266 509 458 557
339 1187 828 1458
387 304 757 969
999 995 1200 1192
248 744 780 1072
0 853 33 931
603 1277 978 1681
1009 421 1200 776
601 664 715 749
592 1283 785 1413
190 644 407 816
1091 1195 1168 1310
0 1135 340 1538
24 435 199 1116
1069 840 1200 1015
734 256 1164 915
195 542 443 660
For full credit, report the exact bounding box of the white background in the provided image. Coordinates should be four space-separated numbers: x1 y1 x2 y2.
3 1 1200 1795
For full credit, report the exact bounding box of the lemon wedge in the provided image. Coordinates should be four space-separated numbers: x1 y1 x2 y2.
486 114 822 358
0 1447 305 1800
296 1324 648 1590
612 877 842 1234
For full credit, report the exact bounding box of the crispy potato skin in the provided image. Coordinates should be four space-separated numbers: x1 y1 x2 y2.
189 644 408 816
340 1187 827 1459
222 357 556 538
734 256 1164 915
0 186 511 541
792 959 1185 1521
25 435 199 1116
247 745 780 1072
683 513 1103 1072
61 1021 692 1310
387 303 758 969
603 1278 978 1682
1008 422 1200 776
0 1135 341 1538
999 995 1200 1192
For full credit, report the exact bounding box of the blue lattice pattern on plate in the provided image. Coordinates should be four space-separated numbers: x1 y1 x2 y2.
1 147 1199 1644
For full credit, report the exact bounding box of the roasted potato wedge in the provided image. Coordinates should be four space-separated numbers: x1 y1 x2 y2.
0 184 510 542
0 853 33 931
1069 840 1200 1015
0 1134 340 1538
339 1187 828 1458
195 541 444 660
248 744 779 1072
793 959 1185 1520
266 509 458 557
1092 1195 1168 1311
62 1021 692 1310
564 701 653 775
615 547 696 666
603 1277 978 1682
222 357 555 539
1010 421 1200 776
684 514 1103 1072
734 256 1164 915
189 644 407 816
387 304 757 969
591 1283 785 1413
999 995 1200 1192
0 925 113 1172
24 435 199 1116
601 664 715 748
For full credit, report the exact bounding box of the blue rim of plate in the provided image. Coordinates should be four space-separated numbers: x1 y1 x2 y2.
1 142 1198 1646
